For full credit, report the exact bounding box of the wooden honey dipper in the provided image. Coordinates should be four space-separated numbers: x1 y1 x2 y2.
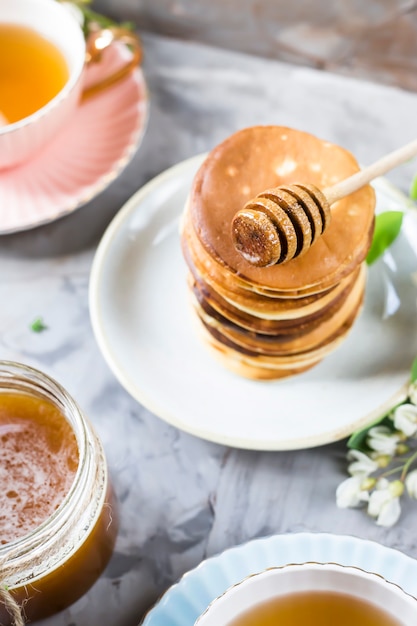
231 137 417 267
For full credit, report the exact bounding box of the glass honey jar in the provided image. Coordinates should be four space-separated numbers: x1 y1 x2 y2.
0 361 118 624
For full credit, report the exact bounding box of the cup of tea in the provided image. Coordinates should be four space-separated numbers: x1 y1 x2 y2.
195 562 417 625
0 0 141 169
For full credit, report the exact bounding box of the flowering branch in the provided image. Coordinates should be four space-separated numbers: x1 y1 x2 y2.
57 0 135 38
336 171 417 527
336 356 417 526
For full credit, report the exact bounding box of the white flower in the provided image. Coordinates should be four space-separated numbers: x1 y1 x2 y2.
336 476 370 509
408 381 417 405
347 450 378 476
367 426 401 455
60 2 85 26
405 469 417 498
393 403 417 436
367 478 403 527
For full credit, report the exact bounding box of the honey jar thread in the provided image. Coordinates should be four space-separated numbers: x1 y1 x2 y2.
0 555 25 626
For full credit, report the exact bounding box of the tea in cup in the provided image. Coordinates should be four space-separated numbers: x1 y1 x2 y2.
195 562 417 625
0 0 141 169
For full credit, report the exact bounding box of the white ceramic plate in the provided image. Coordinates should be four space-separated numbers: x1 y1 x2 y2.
89 154 417 450
140 532 417 625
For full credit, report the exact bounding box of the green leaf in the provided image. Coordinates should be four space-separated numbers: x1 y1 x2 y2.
410 173 417 201
411 355 417 383
30 317 48 333
366 211 404 266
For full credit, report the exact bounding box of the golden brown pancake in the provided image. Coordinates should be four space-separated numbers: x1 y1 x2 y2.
189 266 360 331
181 125 375 380
191 264 365 356
182 203 373 299
189 125 375 293
194 304 361 380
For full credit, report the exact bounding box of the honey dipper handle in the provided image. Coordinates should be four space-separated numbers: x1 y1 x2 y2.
324 137 417 205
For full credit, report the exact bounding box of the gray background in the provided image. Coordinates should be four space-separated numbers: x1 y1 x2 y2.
95 0 417 91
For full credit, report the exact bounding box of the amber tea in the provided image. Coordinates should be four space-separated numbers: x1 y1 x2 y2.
228 590 403 626
0 24 69 124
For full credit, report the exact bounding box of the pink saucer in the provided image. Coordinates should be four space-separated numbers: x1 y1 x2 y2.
0 43 148 234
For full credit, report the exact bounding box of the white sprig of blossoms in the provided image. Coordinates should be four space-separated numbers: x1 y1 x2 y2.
336 373 417 527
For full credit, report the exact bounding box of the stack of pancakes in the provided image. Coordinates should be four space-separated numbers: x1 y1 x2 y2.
181 126 375 380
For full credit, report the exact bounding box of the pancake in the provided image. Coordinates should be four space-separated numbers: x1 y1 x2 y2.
189 266 360 330
181 125 376 380
182 203 373 298
194 304 361 380
189 125 375 293
191 264 365 356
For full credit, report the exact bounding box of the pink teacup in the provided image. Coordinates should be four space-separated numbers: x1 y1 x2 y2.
0 0 141 169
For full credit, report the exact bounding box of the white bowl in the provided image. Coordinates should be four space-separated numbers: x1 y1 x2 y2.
195 562 417 625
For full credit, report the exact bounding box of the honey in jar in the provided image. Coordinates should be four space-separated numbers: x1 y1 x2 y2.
0 392 78 544
0 361 118 624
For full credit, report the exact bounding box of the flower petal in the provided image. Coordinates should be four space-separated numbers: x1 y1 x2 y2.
368 488 391 517
347 450 378 476
393 404 417 437
336 476 368 508
367 427 399 455
376 497 401 527
405 469 417 498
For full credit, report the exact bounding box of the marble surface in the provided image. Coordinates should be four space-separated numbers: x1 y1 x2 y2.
2 33 417 625
95 0 417 92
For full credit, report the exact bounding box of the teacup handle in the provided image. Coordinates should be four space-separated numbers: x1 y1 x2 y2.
81 27 142 102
